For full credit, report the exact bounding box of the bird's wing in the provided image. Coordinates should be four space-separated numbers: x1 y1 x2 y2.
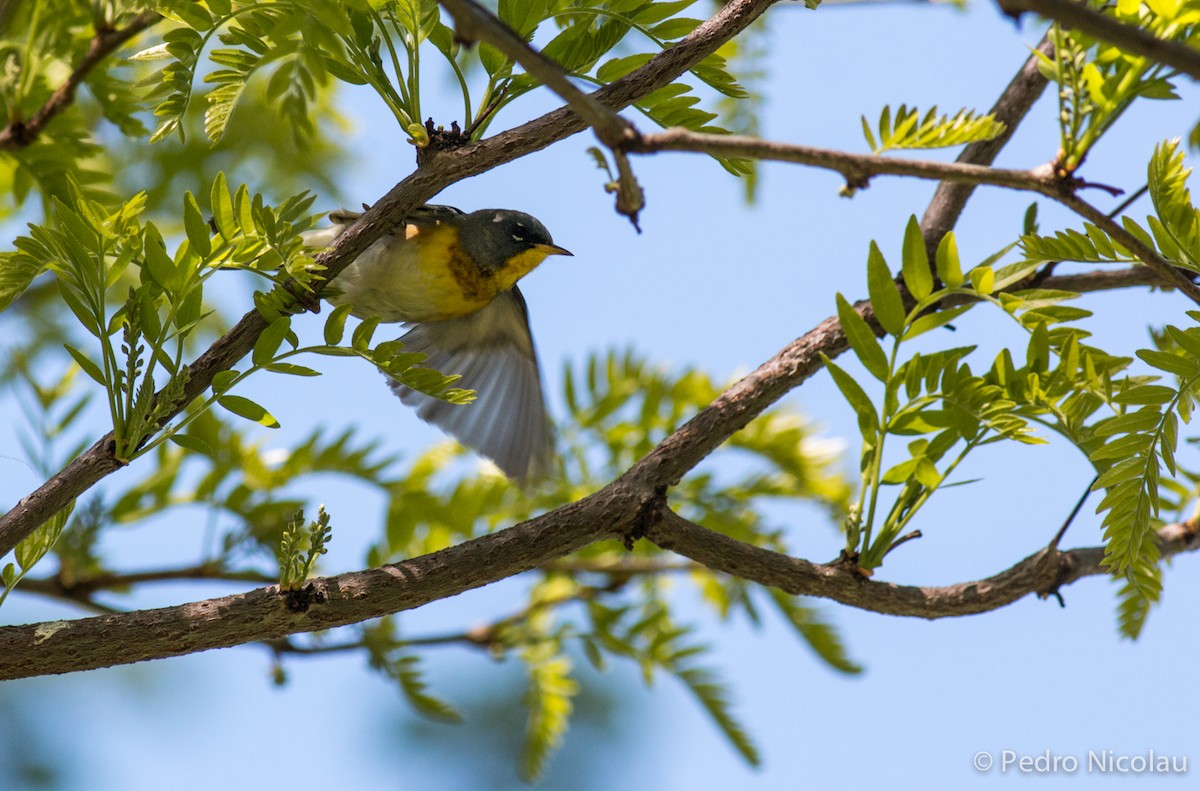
406 204 466 228
303 205 464 248
388 287 555 483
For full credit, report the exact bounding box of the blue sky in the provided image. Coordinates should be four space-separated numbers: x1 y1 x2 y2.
4 2 1200 788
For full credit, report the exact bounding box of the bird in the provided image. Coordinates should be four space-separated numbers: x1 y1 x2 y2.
302 204 572 483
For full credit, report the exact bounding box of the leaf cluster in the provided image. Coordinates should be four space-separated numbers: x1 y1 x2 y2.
861 104 1005 155
1034 5 1193 172
277 504 332 590
134 0 762 182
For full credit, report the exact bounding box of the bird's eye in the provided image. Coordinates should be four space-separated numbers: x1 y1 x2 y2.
511 224 527 242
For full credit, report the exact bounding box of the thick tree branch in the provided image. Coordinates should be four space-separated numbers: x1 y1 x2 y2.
0 11 160 150
0 0 783 558
5 498 1196 678
0 487 640 679
997 0 1200 82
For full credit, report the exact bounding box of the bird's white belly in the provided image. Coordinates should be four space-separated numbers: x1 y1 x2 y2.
328 237 466 323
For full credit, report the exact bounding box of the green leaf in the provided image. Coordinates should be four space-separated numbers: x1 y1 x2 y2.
935 232 963 289
969 266 995 296
183 191 212 258
835 294 888 381
4 500 75 604
651 18 702 39
521 644 578 781
352 316 380 351
674 663 760 766
324 303 353 345
1137 349 1199 378
822 354 879 436
869 104 1005 154
211 172 237 237
1090 432 1154 461
393 654 462 723
0 252 44 311
866 242 904 336
901 216 932 300
253 317 292 367
1114 384 1176 405
597 53 653 83
1165 325 1200 361
1092 409 1160 438
57 282 100 337
881 458 919 484
217 394 281 428
143 223 182 292
169 433 214 456
265 362 321 377
902 304 972 341
64 343 107 386
766 590 861 674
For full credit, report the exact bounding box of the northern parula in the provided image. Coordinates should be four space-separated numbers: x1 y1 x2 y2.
304 204 572 482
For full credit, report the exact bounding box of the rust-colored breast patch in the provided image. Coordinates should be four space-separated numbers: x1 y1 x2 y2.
407 222 496 318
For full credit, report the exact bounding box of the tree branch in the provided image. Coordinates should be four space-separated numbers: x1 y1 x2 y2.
0 486 638 679
921 34 1054 250
18 563 274 599
5 497 1196 679
630 128 1060 192
1040 265 1162 292
644 510 1200 619
0 11 161 150
438 0 631 148
0 0 783 558
627 127 1200 303
438 0 645 224
996 0 1200 82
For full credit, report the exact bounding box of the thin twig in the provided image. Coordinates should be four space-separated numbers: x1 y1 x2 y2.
1050 474 1098 550
627 127 1200 304
19 563 275 598
1108 183 1150 218
0 11 160 150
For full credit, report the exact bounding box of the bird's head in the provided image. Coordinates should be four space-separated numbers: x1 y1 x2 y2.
460 210 572 288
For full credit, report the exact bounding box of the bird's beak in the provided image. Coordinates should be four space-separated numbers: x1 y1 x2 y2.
535 243 573 257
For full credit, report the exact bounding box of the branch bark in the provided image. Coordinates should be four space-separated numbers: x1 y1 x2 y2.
3 497 1196 679
645 511 1200 619
0 487 634 679
0 11 161 150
